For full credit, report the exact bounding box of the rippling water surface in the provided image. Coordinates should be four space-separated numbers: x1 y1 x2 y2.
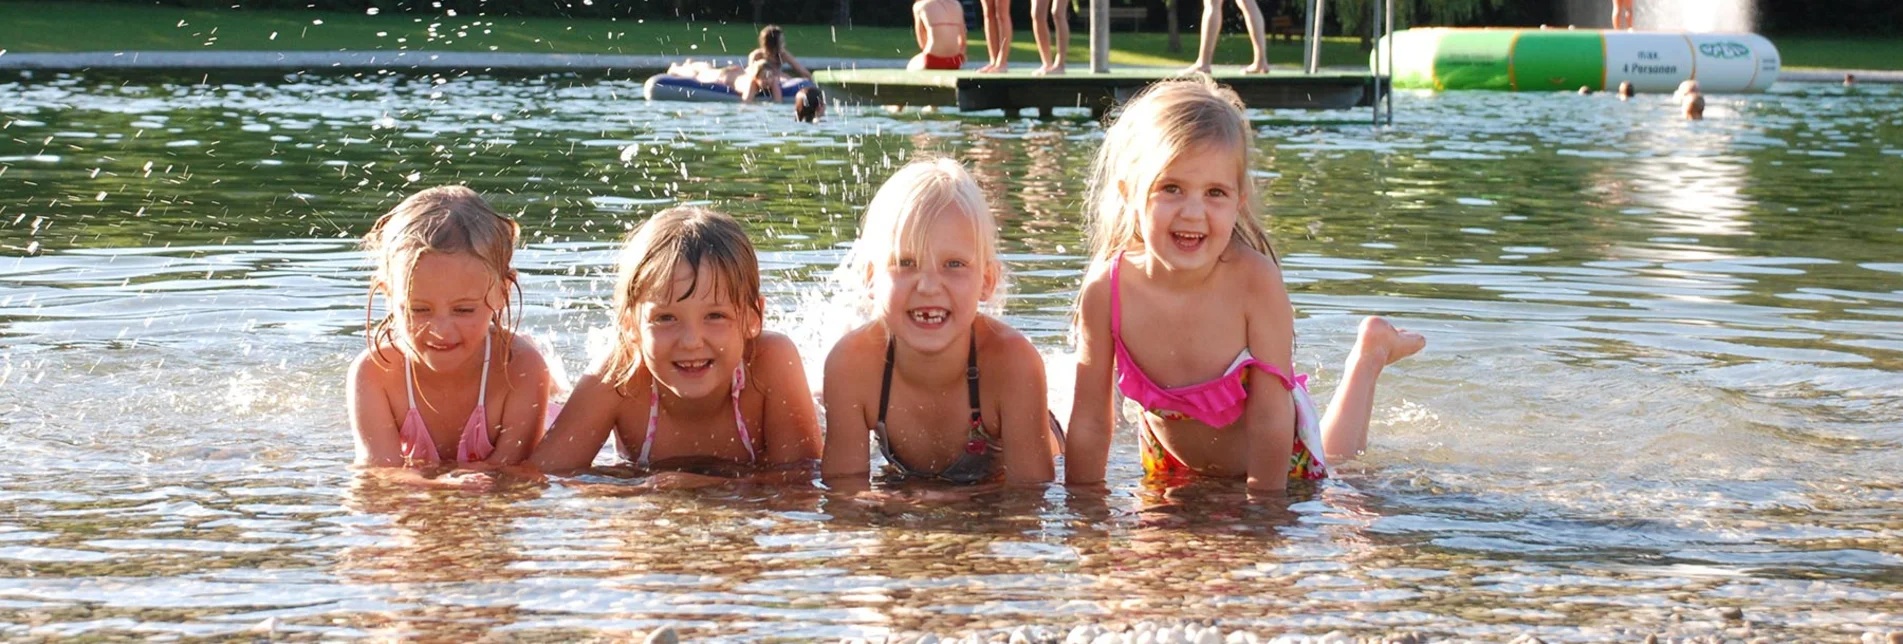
1 75 1900 641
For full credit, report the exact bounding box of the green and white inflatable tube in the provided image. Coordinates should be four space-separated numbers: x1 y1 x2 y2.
1373 28 1780 93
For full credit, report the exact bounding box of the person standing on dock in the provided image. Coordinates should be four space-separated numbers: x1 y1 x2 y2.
1611 0 1634 30
1184 0 1272 75
976 0 1014 72
911 0 972 70
1030 0 1071 75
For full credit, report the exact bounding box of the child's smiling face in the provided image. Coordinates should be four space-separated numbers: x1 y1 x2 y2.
1135 142 1243 272
392 251 506 373
872 205 997 355
637 260 760 400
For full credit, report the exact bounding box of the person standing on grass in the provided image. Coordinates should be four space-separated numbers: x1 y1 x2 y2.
976 0 1014 73
1184 0 1272 75
1030 0 1071 75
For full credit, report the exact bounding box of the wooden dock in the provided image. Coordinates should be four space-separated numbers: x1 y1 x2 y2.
810 68 1380 118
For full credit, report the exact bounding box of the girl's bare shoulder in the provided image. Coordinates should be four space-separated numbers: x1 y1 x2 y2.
977 315 1045 381
348 343 404 385
1224 245 1288 295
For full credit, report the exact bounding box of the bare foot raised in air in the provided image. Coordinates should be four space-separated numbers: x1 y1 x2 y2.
1353 316 1426 366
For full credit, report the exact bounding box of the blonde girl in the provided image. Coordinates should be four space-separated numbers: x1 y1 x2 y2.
821 159 1062 487
531 207 821 484
1066 78 1424 491
349 186 553 470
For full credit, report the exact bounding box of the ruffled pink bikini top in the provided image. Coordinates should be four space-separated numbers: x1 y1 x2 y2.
398 334 496 464
1109 252 1299 428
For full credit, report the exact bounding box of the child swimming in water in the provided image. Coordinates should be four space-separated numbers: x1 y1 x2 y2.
349 186 554 472
1065 78 1425 491
531 207 821 485
821 158 1061 486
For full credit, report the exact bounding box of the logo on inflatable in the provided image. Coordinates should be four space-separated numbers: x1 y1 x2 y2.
1698 41 1751 60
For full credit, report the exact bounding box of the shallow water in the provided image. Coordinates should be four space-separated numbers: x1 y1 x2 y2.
1 76 1900 641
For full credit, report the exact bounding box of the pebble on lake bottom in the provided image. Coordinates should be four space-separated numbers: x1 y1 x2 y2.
645 624 680 644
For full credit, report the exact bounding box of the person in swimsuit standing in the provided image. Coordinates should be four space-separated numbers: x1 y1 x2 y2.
910 0 971 71
822 159 1062 487
1183 0 1273 75
348 186 555 486
1066 78 1425 491
531 208 821 488
1029 0 1071 75
1611 0 1634 30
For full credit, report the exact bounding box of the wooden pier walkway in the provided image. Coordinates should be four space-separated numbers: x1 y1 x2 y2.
809 68 1380 118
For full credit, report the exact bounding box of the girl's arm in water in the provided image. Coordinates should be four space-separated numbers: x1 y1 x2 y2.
985 317 1058 484
347 350 406 468
529 368 629 474
1241 257 1298 492
1064 263 1116 486
749 331 823 465
485 334 554 466
820 325 878 485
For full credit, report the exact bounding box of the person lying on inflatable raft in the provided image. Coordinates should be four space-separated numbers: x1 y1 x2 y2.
661 59 785 102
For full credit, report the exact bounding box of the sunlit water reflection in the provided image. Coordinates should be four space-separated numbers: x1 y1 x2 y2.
1 75 1900 641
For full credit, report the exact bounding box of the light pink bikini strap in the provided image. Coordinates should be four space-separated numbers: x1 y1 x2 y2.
1108 252 1125 338
641 387 661 468
638 366 756 467
457 334 493 463
731 367 756 463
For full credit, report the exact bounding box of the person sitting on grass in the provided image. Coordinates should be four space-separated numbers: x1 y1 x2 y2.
910 0 970 71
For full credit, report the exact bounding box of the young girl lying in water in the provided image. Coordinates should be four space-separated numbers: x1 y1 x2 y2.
1065 78 1425 491
348 186 554 480
822 159 1063 487
531 207 821 486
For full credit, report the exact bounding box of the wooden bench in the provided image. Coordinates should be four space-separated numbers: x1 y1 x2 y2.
1106 5 1146 31
1269 14 1302 43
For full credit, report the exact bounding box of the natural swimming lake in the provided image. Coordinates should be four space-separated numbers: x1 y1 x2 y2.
0 76 1899 641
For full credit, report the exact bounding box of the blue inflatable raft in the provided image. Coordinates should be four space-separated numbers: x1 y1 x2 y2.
643 74 817 103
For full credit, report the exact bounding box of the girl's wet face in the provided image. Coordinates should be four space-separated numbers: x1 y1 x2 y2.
638 261 758 400
392 251 505 373
1136 142 1243 272
872 207 995 355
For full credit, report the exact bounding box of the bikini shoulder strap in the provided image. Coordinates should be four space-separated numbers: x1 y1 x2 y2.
1108 252 1125 337
965 333 982 432
731 366 757 462
403 355 416 411
877 337 896 427
475 333 492 407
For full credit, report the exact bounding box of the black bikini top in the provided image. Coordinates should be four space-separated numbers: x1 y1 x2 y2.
872 334 1001 484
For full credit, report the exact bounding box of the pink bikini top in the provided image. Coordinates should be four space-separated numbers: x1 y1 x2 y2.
399 334 496 464
631 367 756 468
1110 252 1299 428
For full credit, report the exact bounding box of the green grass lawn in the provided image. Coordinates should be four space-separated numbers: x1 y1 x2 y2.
1768 36 1903 71
2 2 1893 70
0 1 1365 68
